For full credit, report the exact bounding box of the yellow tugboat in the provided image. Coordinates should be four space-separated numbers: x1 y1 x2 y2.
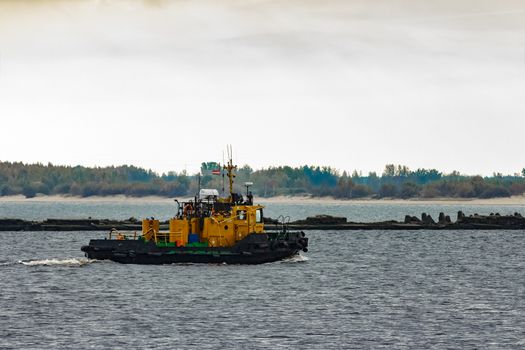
81 152 308 264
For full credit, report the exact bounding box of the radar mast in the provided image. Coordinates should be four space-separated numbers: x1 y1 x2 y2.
223 145 237 202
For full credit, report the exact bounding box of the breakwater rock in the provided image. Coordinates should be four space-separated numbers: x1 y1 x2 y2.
1 212 524 231
271 212 525 230
0 218 143 232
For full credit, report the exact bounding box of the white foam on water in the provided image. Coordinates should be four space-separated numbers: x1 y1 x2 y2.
18 258 95 267
282 253 309 263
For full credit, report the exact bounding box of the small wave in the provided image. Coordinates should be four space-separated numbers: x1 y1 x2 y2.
516 338 525 346
18 258 94 267
281 254 309 263
464 303 493 311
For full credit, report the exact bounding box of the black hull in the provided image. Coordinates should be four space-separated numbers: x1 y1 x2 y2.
81 232 308 265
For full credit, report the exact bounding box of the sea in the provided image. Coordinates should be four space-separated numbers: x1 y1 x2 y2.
1 199 525 349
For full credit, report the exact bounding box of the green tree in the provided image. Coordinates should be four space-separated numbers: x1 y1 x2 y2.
396 165 410 177
383 164 396 177
351 184 372 198
379 183 398 198
22 184 37 198
336 176 354 198
399 182 419 199
480 185 511 198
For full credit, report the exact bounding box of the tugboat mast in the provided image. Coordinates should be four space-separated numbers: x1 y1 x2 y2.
223 145 237 202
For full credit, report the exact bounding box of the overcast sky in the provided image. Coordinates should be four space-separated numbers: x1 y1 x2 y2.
0 0 524 176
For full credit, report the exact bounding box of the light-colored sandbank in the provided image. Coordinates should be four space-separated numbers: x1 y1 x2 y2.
258 196 525 206
0 194 175 203
1 194 525 206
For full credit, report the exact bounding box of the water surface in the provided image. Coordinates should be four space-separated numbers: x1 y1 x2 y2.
1 199 524 222
1 202 524 349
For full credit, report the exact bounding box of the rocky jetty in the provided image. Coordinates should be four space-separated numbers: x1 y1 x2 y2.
267 211 525 230
0 218 143 231
1 212 524 231
291 215 348 225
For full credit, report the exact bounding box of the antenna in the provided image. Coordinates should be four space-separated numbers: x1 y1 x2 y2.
244 182 253 196
197 173 201 196
222 151 225 195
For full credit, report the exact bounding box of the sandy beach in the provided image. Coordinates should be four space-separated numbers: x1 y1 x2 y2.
257 196 525 206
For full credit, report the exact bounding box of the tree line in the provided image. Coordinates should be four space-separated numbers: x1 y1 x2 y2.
1 161 525 199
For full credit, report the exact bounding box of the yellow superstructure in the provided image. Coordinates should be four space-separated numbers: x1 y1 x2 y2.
140 205 265 247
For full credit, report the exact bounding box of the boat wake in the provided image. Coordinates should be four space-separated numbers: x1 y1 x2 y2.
18 258 96 267
281 254 309 263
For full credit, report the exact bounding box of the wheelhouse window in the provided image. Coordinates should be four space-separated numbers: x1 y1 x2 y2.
237 210 246 220
256 209 263 223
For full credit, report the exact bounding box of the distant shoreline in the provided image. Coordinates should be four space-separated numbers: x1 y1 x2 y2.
1 194 525 206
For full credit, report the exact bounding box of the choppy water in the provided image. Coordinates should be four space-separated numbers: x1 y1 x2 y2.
1 202 525 349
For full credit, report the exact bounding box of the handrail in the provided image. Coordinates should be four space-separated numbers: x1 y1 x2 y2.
273 215 290 237
109 228 138 240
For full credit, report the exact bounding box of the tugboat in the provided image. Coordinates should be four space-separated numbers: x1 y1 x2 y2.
81 154 308 264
